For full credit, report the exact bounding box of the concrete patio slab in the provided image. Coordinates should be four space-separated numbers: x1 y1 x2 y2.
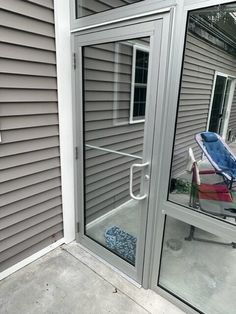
0 243 185 314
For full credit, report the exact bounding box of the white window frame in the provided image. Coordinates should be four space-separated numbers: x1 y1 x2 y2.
129 44 150 124
207 71 236 140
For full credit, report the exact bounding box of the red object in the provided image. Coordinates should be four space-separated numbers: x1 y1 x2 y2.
199 183 233 202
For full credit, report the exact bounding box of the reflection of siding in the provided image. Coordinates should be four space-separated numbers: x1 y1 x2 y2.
173 33 236 176
228 92 236 139
83 42 145 222
0 0 63 271
77 0 142 18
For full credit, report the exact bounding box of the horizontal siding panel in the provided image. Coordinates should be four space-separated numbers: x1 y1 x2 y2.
86 184 139 220
0 148 60 170
187 35 236 66
27 0 54 9
184 61 214 75
85 69 130 83
85 101 130 111
85 139 143 160
85 58 131 74
1 168 60 193
86 146 141 168
0 43 56 64
0 114 58 130
1 126 59 143
0 178 61 207
85 47 131 65
0 137 59 157
1 27 55 51
0 59 56 77
0 10 54 37
85 81 131 92
1 158 60 182
0 0 54 24
0 215 63 253
0 198 62 230
86 172 140 202
86 160 140 185
86 178 139 210
0 206 62 241
0 89 57 102
0 74 57 89
0 229 63 272
0 102 58 116
0 188 62 219
182 70 213 81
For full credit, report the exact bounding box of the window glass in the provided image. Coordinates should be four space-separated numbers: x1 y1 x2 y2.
168 3 236 226
159 216 236 314
82 37 150 265
75 0 144 19
131 49 149 122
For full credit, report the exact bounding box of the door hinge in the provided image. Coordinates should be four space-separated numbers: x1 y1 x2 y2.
73 52 76 70
75 146 79 160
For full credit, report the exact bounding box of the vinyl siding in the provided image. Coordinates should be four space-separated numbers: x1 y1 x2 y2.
83 40 148 222
172 32 236 176
0 0 63 272
227 92 236 140
77 0 143 18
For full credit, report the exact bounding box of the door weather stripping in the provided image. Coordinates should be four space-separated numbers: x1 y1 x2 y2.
130 162 149 200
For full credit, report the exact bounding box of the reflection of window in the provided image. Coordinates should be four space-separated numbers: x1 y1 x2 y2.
130 46 149 123
208 73 235 139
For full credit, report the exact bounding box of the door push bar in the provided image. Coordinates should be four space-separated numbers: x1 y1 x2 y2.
129 162 149 201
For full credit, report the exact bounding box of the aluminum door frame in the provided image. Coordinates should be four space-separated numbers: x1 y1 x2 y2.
72 12 172 284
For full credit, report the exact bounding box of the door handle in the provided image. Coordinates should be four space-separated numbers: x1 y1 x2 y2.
130 162 149 201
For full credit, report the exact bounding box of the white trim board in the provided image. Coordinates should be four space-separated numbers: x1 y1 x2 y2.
54 0 76 243
0 238 65 281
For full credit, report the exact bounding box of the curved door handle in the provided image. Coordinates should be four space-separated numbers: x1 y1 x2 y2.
130 162 149 201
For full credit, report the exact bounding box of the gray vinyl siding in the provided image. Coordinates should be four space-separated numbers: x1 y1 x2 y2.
172 32 236 176
83 41 148 222
0 0 63 272
227 91 236 140
77 0 142 18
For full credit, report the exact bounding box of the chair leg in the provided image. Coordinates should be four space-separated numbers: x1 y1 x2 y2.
185 225 195 241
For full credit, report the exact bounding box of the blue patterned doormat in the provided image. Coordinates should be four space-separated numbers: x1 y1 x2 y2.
104 226 137 264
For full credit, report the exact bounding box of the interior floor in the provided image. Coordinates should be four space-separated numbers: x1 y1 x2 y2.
159 217 236 314
86 199 140 245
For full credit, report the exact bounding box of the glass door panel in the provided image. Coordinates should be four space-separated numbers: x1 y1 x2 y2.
82 38 150 266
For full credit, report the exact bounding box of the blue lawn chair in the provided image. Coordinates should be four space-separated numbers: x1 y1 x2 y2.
195 132 236 189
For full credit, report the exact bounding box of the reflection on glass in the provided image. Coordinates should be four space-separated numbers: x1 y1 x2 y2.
168 3 236 225
75 0 143 19
83 38 150 265
159 216 236 314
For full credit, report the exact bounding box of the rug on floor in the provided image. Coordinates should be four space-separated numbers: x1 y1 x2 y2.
104 226 137 264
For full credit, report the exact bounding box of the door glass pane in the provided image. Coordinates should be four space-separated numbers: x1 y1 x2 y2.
75 0 144 19
82 37 150 265
159 216 236 314
168 3 236 226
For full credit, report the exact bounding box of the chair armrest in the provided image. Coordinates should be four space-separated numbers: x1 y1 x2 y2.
199 169 216 175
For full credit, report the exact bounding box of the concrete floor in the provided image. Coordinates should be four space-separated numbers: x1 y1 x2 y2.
0 243 184 314
159 217 236 314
